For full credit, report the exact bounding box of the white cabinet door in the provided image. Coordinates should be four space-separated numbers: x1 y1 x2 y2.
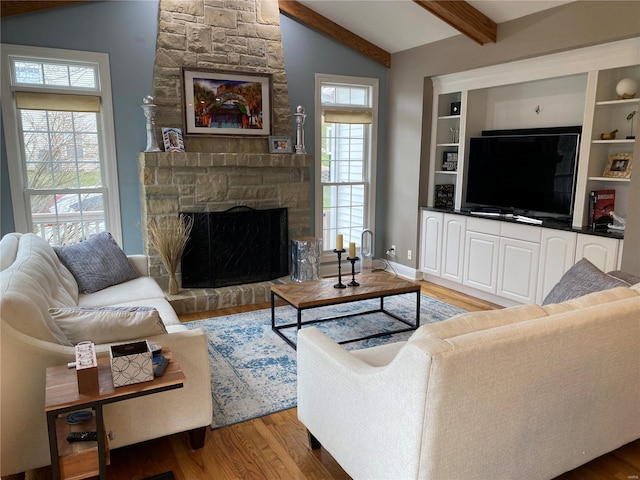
420 210 443 276
575 234 619 272
464 231 499 294
536 229 577 304
441 214 466 283
497 237 540 304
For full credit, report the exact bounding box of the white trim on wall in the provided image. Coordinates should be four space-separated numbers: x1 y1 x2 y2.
433 37 640 94
0 43 122 244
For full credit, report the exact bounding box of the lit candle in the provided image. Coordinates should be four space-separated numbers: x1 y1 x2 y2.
336 234 343 251
349 242 356 258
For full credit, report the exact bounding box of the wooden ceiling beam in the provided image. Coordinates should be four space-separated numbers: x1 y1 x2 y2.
0 1 85 18
413 0 497 45
278 0 391 68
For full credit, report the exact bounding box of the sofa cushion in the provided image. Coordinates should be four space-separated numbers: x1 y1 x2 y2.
542 258 629 305
49 306 167 345
54 232 139 294
77 277 166 307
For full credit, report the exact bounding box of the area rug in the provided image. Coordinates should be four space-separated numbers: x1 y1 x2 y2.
184 293 465 428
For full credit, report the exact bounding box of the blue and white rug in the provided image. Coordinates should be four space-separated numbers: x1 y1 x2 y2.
184 293 465 428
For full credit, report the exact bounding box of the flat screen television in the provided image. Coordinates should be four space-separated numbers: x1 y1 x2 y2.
464 127 581 220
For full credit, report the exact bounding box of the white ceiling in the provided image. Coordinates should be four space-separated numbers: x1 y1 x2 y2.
297 0 576 53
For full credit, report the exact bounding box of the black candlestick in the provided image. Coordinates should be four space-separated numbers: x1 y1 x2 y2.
347 257 359 286
333 249 346 288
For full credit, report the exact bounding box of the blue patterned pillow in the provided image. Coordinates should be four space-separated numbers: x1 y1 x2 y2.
54 232 139 294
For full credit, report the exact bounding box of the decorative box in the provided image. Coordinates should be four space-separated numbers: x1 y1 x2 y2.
110 341 153 387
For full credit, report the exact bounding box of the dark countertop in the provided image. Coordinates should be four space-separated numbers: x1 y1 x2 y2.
419 206 625 240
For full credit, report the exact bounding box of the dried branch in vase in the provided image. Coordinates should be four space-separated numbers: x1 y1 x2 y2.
148 214 193 294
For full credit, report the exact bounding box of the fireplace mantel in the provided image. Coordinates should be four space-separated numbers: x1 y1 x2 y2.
139 151 312 169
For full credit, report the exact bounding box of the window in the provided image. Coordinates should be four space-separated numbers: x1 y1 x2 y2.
1 44 121 246
315 75 378 257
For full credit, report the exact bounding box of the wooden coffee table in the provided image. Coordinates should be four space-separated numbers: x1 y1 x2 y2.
271 272 421 348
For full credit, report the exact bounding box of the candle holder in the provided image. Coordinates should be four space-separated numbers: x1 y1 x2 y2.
333 249 346 289
347 256 360 286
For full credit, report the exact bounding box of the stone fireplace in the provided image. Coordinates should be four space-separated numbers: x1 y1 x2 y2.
138 0 311 312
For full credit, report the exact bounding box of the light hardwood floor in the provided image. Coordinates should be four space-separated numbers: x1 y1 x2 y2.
18 280 640 480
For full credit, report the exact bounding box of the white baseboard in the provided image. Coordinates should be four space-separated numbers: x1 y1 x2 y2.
383 260 422 281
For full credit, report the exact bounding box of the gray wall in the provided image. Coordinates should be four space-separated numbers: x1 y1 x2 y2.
0 1 159 253
385 1 640 271
0 4 389 255
279 14 389 254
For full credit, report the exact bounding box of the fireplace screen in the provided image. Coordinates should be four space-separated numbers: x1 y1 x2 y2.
180 207 288 288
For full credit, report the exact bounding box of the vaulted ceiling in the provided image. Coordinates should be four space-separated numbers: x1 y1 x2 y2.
1 0 574 68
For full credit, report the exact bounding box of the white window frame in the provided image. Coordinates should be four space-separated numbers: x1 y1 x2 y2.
1 44 122 244
314 73 378 261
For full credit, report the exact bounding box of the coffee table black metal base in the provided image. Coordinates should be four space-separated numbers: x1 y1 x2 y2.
271 289 420 349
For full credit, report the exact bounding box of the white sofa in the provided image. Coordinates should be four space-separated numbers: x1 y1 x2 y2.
297 282 640 479
0 233 213 477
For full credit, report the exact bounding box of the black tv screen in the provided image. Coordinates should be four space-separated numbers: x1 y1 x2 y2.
464 131 580 218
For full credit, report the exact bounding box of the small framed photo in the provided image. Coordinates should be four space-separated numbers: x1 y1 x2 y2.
603 153 633 178
442 151 458 171
162 128 185 152
450 101 461 116
269 136 292 154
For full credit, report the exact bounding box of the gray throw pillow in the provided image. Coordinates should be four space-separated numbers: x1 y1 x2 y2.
606 270 640 286
542 258 629 305
54 232 139 294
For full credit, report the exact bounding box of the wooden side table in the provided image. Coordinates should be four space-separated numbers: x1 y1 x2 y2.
45 349 185 480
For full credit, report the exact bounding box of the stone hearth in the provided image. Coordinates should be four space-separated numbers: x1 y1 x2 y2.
166 276 293 315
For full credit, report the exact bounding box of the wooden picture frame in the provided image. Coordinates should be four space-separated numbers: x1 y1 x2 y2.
603 153 633 178
182 68 272 136
162 127 185 152
268 136 292 154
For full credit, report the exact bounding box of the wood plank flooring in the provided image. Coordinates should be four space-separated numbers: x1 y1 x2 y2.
16 279 639 480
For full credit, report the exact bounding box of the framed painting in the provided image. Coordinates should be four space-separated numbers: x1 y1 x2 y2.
182 68 272 136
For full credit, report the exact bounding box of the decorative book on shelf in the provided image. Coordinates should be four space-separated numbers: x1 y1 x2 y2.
589 189 615 230
435 184 455 209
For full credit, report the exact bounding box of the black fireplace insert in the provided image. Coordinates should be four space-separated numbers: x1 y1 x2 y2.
180 207 288 288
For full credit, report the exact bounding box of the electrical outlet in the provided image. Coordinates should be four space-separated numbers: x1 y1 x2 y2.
391 244 396 253
407 249 412 260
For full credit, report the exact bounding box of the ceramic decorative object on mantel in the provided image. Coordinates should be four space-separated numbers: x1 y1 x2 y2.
294 105 307 154
147 214 193 295
141 95 162 152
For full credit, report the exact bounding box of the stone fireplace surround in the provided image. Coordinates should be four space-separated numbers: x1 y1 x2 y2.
138 0 312 313
139 150 311 314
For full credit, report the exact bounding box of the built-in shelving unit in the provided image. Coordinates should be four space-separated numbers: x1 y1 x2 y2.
431 92 463 209
428 38 639 232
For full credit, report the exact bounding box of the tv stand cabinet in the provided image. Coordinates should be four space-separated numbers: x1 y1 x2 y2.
420 209 623 307
427 38 639 232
